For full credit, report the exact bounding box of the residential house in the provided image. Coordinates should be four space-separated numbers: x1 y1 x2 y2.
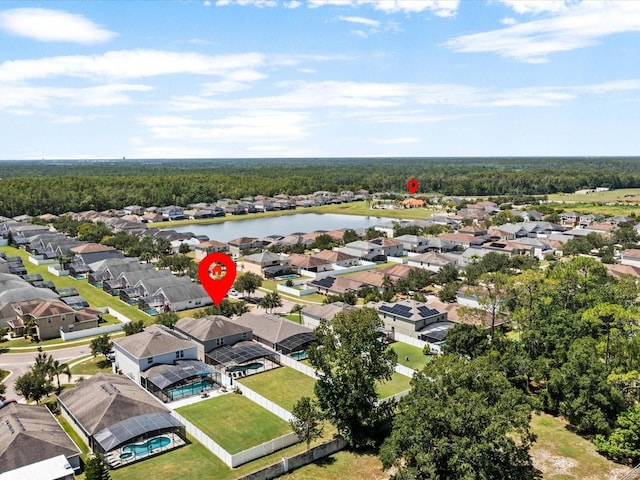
402 198 425 208
377 263 415 281
194 240 229 260
57 373 185 467
372 299 449 340
70 243 124 268
234 312 315 354
174 315 252 362
113 324 198 385
242 251 291 278
11 299 98 340
407 252 457 273
339 240 385 262
300 302 357 329
138 282 213 313
0 402 81 478
227 237 262 256
289 253 333 274
312 249 359 267
370 237 404 257
394 234 430 253
621 249 640 268
308 275 364 296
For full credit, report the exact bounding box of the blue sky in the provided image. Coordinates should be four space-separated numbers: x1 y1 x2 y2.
0 0 639 159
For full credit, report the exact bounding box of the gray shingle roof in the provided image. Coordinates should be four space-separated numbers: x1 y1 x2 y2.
0 403 80 474
57 373 170 435
175 315 251 341
114 324 195 358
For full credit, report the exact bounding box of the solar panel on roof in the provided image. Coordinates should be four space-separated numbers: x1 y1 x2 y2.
312 276 335 288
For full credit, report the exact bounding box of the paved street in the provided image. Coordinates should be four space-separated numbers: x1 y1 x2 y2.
0 344 91 402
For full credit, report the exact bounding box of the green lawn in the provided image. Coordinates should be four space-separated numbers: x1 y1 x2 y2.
391 342 430 371
69 356 113 375
377 372 412 400
546 187 640 204
0 369 9 382
239 367 317 411
530 413 630 480
281 451 388 480
176 394 292 454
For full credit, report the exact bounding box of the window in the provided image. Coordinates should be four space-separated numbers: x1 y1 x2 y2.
147 357 153 364
242 332 247 339
175 351 180 358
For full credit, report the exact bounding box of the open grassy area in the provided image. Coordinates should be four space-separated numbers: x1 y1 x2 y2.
176 394 292 454
0 246 151 325
69 356 113 376
530 413 630 480
377 372 412 400
391 342 430 371
281 451 388 480
546 188 640 204
239 367 316 412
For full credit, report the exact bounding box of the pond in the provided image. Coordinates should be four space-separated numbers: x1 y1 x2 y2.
167 213 391 242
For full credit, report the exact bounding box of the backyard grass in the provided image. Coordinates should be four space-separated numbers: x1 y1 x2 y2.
391 342 430 371
0 369 9 382
546 187 640 204
0 246 151 324
238 367 317 412
176 394 292 454
377 372 412 400
57 414 90 459
530 412 630 480
281 450 388 480
69 356 113 376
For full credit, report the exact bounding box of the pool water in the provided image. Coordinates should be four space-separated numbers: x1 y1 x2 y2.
165 379 213 401
120 436 171 460
227 362 263 373
290 351 307 360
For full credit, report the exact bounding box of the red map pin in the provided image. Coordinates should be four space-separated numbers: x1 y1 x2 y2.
198 252 237 306
407 178 419 194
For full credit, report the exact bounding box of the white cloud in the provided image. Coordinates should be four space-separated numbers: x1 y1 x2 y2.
139 111 309 143
0 50 267 82
498 0 572 15
337 16 381 28
445 1 640 63
501 17 517 25
284 1 302 8
0 83 151 110
0 8 115 44
371 0 460 17
373 137 420 144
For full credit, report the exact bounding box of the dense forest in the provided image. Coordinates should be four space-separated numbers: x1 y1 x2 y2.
1 157 640 217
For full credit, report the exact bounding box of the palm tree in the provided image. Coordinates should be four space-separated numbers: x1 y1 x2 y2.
290 304 304 324
51 359 72 392
33 352 54 375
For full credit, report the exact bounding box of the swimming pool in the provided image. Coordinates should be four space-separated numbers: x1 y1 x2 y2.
290 351 307 360
227 362 263 373
120 436 171 460
165 379 213 401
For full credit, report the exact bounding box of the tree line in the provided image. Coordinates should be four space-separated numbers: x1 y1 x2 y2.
3 157 640 216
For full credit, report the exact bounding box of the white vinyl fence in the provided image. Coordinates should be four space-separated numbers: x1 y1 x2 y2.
277 354 318 379
236 383 294 422
394 332 442 355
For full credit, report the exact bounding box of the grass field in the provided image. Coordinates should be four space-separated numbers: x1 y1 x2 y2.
530 413 630 480
238 367 316 411
280 451 388 480
546 188 640 204
176 394 292 454
69 356 112 376
391 342 430 371
377 372 412 400
0 369 9 382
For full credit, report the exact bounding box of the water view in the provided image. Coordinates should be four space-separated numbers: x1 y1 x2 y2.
167 213 391 242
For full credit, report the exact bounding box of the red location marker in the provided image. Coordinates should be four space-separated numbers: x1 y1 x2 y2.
407 178 419 194
198 252 237 306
